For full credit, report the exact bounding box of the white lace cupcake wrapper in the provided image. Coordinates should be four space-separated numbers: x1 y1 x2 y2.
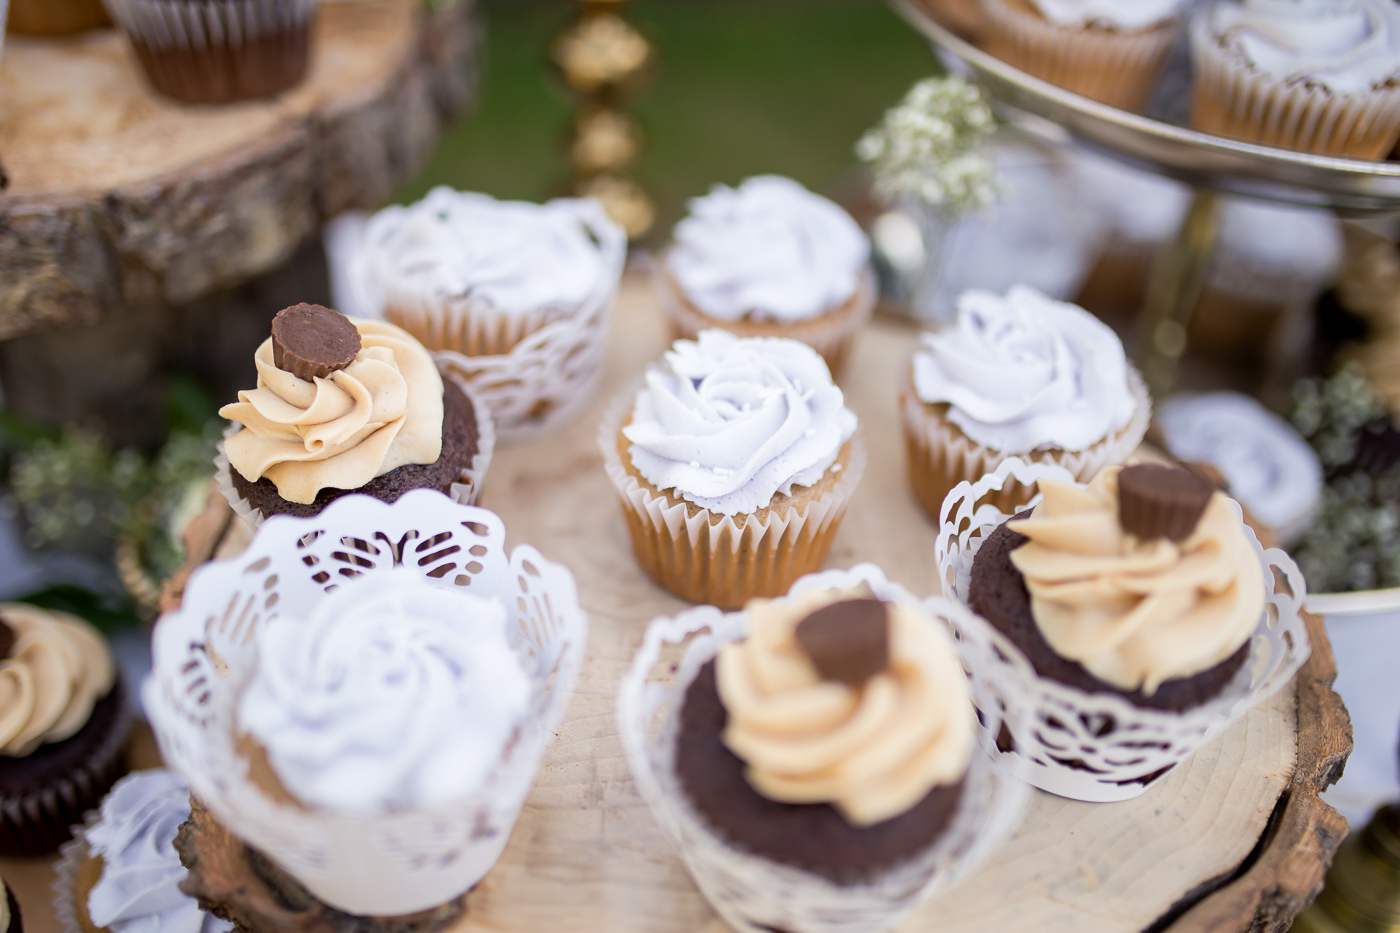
101 0 317 50
216 372 496 530
933 457 1312 803
616 564 1030 933
146 491 588 915
1191 19 1400 159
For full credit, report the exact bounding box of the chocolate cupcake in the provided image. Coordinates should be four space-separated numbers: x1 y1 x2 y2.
968 464 1261 712
216 304 494 527
0 604 130 856
101 0 316 105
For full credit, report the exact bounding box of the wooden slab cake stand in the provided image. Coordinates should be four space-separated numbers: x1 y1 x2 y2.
0 0 477 340
0 274 1353 933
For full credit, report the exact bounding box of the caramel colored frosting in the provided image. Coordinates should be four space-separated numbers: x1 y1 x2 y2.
0 603 115 757
219 318 444 505
1009 466 1265 695
715 588 974 827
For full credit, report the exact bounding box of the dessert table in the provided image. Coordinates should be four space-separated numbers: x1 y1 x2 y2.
0 272 1352 933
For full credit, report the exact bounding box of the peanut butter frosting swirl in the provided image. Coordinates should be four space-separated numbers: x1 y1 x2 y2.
0 603 115 757
716 589 974 827
219 318 444 505
1008 466 1265 695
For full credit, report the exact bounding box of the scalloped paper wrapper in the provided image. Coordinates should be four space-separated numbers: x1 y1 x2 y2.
0 685 130 857
377 211 627 439
599 390 868 610
100 0 316 104
901 362 1150 523
654 259 878 376
932 457 1312 803
144 491 589 916
616 564 1029 933
1191 19 1400 159
216 373 496 531
981 0 1179 112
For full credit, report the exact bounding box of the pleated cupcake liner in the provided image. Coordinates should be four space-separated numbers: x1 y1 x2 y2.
900 363 1151 524
981 0 1180 112
0 685 130 858
102 0 315 50
655 260 878 377
216 372 496 530
599 390 868 610
1191 18 1400 159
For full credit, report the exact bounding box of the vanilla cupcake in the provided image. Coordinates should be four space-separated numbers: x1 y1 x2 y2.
902 285 1150 522
600 330 867 609
359 188 627 434
54 770 233 933
980 0 1185 111
1192 0 1400 159
660 176 875 374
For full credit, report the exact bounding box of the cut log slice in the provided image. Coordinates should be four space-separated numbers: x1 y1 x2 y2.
0 0 479 340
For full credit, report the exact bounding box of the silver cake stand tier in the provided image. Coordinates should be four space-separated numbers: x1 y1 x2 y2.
890 0 1400 394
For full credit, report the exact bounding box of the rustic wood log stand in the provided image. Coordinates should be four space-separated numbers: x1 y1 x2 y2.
2 277 1355 933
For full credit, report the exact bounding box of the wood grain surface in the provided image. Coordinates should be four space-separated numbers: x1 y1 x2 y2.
4 271 1353 933
0 0 478 339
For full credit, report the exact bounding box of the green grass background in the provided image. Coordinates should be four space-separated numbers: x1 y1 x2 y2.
400 0 938 231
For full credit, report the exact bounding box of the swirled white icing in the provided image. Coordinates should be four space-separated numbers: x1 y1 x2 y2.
85 770 233 933
667 176 871 323
1031 0 1183 30
912 285 1137 453
362 187 621 316
1158 392 1323 544
237 571 531 815
623 330 858 515
1208 0 1400 94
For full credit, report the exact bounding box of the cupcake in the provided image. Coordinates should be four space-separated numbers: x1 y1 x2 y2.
617 565 1026 933
0 603 129 856
600 330 867 609
8 0 110 35
934 458 1311 799
215 303 493 528
1157 392 1323 547
147 493 587 919
980 0 1185 111
902 284 1150 523
1191 0 1400 159
100 0 316 105
54 770 233 933
358 187 627 435
659 176 875 375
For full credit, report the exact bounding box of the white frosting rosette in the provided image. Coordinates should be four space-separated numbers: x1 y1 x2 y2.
981 0 1182 110
145 491 588 916
53 770 233 933
901 285 1150 521
1157 392 1323 546
616 564 1028 933
659 176 876 373
601 331 866 608
355 187 627 436
1192 0 1400 158
932 458 1311 802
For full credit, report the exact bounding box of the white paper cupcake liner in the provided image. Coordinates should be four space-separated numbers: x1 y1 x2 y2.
599 388 868 609
101 0 316 50
216 372 496 530
145 491 589 916
1191 18 1400 159
616 564 1029 933
932 457 1312 803
52 824 90 933
654 258 878 376
902 362 1151 522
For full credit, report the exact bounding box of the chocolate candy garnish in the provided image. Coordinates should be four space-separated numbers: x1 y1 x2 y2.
0 617 15 661
270 303 362 381
795 598 890 686
1117 463 1215 543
